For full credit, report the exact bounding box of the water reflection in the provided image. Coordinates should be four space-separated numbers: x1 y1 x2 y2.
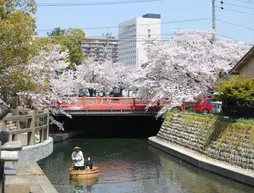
71 178 98 193
148 146 254 193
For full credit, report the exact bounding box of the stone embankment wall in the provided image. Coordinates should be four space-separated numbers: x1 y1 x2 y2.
157 113 254 171
14 137 53 168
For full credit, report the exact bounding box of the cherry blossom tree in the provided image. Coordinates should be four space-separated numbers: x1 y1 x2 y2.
17 45 71 130
133 30 251 116
15 30 252 128
74 61 136 95
18 46 136 129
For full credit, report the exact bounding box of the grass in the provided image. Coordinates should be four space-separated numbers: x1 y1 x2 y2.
164 111 254 147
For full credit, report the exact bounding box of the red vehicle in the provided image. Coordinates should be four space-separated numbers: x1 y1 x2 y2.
192 98 213 114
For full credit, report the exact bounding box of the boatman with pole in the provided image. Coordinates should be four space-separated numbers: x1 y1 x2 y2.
72 146 85 170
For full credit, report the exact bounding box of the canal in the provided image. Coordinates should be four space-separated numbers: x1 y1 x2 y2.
38 138 254 193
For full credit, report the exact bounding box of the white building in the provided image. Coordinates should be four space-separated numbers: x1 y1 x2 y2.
118 13 161 66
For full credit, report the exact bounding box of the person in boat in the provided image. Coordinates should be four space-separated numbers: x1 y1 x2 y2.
72 146 85 170
85 157 93 170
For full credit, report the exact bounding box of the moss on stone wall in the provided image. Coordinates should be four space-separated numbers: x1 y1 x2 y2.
157 113 254 170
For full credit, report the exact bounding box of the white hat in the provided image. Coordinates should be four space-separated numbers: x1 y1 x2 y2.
73 146 81 150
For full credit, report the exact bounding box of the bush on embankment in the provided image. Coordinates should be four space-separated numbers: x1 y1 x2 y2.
157 113 254 170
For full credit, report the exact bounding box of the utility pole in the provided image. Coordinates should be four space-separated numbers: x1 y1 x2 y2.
212 0 216 41
103 28 112 61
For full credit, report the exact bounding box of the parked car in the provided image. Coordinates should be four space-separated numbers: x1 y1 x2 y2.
109 90 122 97
122 89 138 98
192 98 213 114
79 89 90 97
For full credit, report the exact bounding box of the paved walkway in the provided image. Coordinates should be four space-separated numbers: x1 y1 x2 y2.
149 136 254 187
12 163 58 193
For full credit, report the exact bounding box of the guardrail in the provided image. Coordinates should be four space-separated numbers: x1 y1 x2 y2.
222 105 254 118
53 97 160 111
0 109 49 146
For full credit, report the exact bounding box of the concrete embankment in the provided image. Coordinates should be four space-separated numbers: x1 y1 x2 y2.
14 137 53 168
148 113 254 187
4 137 57 192
5 162 58 193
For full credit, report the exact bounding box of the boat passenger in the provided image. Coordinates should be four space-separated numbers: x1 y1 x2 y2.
85 157 93 170
72 146 85 170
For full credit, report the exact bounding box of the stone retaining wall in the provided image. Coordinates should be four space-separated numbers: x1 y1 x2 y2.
50 131 84 143
157 113 254 171
14 137 54 168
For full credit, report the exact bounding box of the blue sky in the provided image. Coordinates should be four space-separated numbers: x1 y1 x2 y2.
35 0 254 44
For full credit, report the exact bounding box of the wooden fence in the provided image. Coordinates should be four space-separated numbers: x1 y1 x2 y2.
0 109 49 146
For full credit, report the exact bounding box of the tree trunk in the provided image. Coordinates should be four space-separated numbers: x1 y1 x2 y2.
0 104 10 120
88 89 96 97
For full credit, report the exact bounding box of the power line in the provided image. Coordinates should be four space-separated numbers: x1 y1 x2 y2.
34 35 254 46
230 0 254 5
217 0 254 10
35 34 251 43
36 0 162 7
217 19 254 31
39 31 254 44
215 33 254 45
119 37 254 45
36 18 210 32
216 6 254 16
35 34 173 39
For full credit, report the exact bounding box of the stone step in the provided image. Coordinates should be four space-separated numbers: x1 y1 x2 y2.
4 162 30 193
1 141 23 151
0 151 19 161
5 176 30 193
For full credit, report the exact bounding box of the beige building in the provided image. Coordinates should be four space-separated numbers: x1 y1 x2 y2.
230 46 254 78
80 37 118 64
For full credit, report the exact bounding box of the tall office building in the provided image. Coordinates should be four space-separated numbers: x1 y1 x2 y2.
80 37 118 64
118 13 161 66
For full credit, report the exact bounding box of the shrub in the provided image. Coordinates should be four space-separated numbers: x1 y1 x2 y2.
215 75 254 106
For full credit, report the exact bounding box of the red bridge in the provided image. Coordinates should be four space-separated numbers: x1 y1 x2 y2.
54 97 160 116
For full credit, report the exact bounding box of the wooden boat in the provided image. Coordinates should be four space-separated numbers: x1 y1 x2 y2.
69 167 99 179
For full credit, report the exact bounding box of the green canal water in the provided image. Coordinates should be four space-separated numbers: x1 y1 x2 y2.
38 138 254 193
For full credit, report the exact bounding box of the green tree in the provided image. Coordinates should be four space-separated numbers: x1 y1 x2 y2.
215 75 254 105
0 0 49 105
0 69 37 105
0 0 36 19
0 0 37 72
47 27 66 37
48 27 86 67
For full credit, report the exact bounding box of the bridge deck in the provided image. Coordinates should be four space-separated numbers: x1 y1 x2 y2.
53 97 161 116
63 110 159 116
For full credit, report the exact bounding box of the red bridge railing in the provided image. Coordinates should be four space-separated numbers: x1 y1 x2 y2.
52 97 160 111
